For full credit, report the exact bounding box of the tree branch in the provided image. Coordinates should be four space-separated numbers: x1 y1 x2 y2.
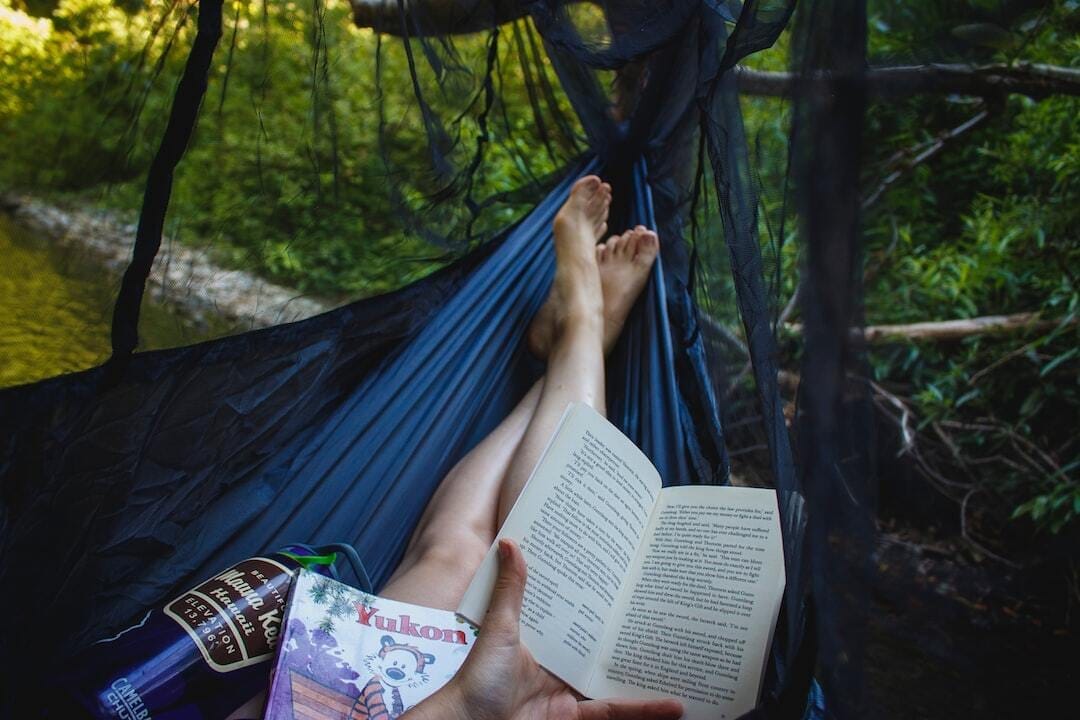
861 107 990 209
700 312 749 357
349 0 530 36
735 62 1080 99
351 4 1080 100
777 106 991 329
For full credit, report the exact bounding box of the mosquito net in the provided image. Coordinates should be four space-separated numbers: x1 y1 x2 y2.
1 2 875 718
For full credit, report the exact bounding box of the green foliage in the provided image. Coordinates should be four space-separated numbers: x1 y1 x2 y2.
729 1 1080 538
1013 477 1080 535
860 0 1079 537
0 0 164 187
0 0 573 297
0 0 1076 539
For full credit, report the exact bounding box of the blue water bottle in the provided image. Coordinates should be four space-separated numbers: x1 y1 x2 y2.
54 543 370 719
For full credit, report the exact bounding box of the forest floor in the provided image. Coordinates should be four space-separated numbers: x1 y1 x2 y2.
851 416 1080 718
731 460 1078 718
863 518 1076 717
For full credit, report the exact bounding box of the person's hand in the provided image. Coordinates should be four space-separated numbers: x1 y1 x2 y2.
403 539 683 720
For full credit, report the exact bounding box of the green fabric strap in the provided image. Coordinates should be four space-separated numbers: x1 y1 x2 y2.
279 551 338 570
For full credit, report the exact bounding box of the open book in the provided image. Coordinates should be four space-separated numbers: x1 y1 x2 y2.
458 403 785 720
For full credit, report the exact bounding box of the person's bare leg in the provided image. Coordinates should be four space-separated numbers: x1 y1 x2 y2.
379 175 613 609
527 176 611 357
228 184 634 720
379 378 543 610
496 225 659 519
497 180 612 522
226 383 547 720
595 225 660 350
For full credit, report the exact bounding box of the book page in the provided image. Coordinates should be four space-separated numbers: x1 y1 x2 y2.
457 403 661 692
589 486 785 720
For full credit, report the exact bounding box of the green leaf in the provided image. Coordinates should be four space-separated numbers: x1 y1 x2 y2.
955 389 981 408
1039 347 1078 377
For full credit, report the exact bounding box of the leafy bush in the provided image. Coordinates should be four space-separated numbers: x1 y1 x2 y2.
0 0 570 296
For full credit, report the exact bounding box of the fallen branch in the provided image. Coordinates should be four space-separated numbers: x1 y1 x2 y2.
869 380 916 456
961 488 1022 567
968 336 1043 384
860 312 1068 343
940 418 1063 477
700 312 749 357
786 312 1073 344
743 366 1059 569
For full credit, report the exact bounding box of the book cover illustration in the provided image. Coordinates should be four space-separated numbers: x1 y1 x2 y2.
264 569 477 720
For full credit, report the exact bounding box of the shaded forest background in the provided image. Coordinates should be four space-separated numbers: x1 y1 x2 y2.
1 0 1077 571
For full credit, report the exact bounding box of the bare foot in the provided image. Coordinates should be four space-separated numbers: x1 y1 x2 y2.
596 225 659 350
527 176 610 353
529 223 659 357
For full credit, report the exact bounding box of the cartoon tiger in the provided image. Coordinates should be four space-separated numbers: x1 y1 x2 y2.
352 635 436 719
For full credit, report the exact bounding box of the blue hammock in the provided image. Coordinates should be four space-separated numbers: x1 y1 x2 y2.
0 156 759 680
0 1 829 713
1 168 821 720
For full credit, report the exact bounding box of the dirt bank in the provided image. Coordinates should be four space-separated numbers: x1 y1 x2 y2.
0 193 331 329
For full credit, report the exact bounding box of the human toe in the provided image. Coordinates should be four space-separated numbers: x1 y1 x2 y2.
635 230 659 262
576 175 601 191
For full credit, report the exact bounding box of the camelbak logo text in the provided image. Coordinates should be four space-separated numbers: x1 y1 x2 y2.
106 677 150 720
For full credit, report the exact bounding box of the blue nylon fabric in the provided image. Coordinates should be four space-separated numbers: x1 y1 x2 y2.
0 159 730 691
803 680 827 720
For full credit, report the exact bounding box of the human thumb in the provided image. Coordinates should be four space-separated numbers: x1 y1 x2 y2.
483 539 528 639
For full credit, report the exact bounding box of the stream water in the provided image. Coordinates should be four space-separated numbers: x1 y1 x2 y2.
0 213 225 388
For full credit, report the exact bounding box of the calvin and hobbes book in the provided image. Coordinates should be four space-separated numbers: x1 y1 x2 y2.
263 570 476 720
459 403 786 720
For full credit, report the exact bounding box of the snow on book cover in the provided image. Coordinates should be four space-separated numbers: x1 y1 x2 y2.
263 569 477 720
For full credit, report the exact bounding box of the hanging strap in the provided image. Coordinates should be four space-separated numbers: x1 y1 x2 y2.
104 0 224 384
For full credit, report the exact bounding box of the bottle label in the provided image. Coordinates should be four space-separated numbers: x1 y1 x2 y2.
163 557 294 673
103 677 149 720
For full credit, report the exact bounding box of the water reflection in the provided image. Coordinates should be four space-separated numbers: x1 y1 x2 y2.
0 213 227 388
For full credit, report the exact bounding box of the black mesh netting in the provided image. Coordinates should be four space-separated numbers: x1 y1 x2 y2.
1 1 880 718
